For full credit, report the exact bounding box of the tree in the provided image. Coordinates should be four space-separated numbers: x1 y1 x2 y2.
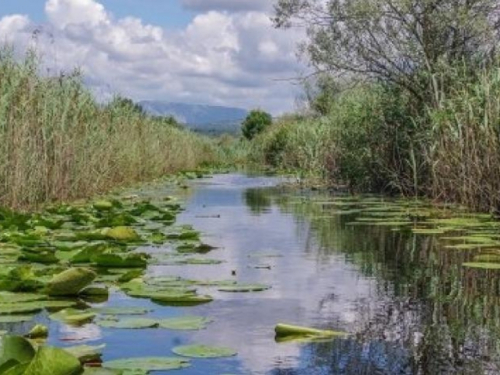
303 73 340 115
107 96 145 115
274 0 500 105
242 110 273 140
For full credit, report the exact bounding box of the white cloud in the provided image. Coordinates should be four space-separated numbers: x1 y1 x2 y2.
0 0 304 114
182 0 272 13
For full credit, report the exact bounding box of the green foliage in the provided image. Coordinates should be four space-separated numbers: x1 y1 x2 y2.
275 0 500 105
0 49 221 209
242 110 273 140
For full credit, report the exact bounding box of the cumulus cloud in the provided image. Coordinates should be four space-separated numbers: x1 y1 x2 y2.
182 0 272 13
0 0 304 114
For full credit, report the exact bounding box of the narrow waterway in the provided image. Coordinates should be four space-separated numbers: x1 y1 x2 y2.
34 173 500 374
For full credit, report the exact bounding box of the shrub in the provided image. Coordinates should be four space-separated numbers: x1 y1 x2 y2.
242 110 272 140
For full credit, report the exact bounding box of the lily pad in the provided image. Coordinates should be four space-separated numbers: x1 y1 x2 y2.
0 315 34 324
274 323 347 339
65 344 105 363
0 336 35 368
0 293 45 304
172 344 237 358
49 309 96 325
0 300 76 315
103 227 141 242
462 262 500 270
91 253 148 269
26 325 48 339
45 268 96 296
93 201 114 211
218 284 270 293
103 357 190 371
158 316 212 330
23 345 83 375
90 307 151 316
150 294 213 306
98 318 158 329
173 258 223 265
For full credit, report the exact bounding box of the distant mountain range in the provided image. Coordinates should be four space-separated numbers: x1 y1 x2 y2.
139 101 248 135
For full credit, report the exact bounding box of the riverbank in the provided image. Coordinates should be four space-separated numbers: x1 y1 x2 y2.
0 51 222 210
2 173 500 374
248 69 500 213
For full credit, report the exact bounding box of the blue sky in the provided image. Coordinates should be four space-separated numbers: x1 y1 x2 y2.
0 0 194 28
0 0 303 113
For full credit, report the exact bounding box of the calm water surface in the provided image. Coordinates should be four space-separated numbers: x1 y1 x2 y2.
38 174 500 374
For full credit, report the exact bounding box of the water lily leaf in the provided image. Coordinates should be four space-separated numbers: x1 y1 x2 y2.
158 316 212 330
150 294 213 306
218 284 270 293
473 254 500 263
0 300 76 315
93 201 114 211
172 258 223 265
23 345 83 375
91 252 148 269
0 267 45 293
26 325 48 339
172 344 237 358
103 227 141 243
98 318 158 329
69 245 108 264
0 336 35 368
50 309 96 325
46 268 96 296
103 357 190 371
176 243 216 254
193 280 237 287
0 293 45 304
178 231 199 241
274 323 346 339
0 315 33 324
445 243 500 250
80 286 109 296
2 362 29 375
65 344 105 364
412 228 447 235
117 269 143 283
90 307 151 316
18 249 59 265
463 262 500 270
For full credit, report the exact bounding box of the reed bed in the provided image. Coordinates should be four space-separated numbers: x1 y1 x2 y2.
0 50 218 209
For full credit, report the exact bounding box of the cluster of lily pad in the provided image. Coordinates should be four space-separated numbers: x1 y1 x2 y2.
0 182 279 373
305 196 500 270
0 333 237 374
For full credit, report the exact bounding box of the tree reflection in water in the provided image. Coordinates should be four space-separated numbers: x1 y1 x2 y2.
250 190 500 374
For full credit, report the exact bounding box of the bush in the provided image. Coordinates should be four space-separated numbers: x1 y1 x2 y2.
242 110 272 140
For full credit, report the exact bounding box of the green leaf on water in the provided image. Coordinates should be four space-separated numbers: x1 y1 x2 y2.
218 284 270 293
65 344 105 364
98 318 159 329
172 344 237 358
158 316 212 330
0 315 34 324
463 262 500 270
103 357 190 371
45 268 96 296
0 336 35 368
49 308 96 325
103 227 141 243
26 325 48 339
0 300 76 315
23 345 83 375
90 307 151 316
